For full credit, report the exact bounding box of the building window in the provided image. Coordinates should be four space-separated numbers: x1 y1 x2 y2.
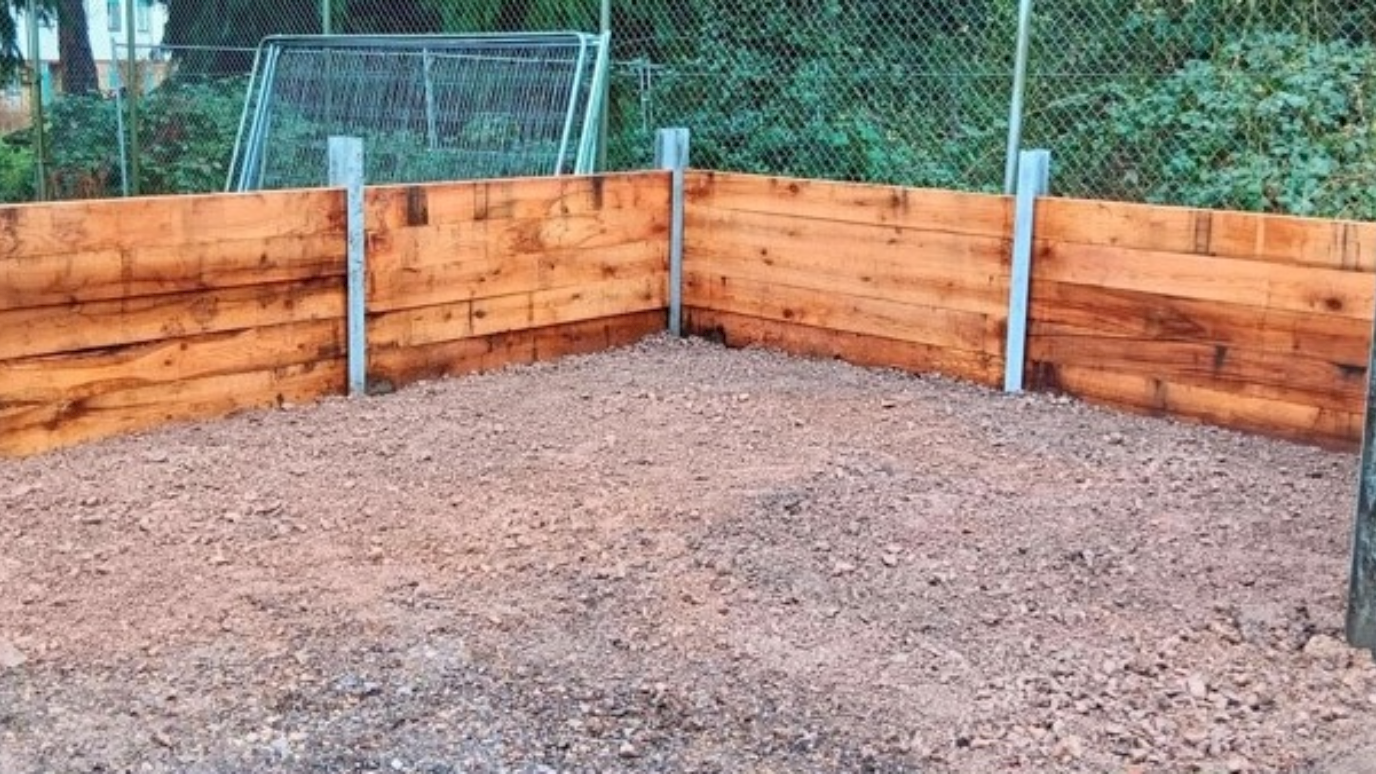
107 0 121 32
136 0 150 33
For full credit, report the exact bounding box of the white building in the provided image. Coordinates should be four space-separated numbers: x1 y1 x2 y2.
14 0 168 93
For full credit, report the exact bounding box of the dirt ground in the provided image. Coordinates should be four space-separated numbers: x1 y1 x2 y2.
2 334 1375 774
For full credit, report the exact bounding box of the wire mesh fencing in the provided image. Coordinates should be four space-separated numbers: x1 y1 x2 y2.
1019 0 1376 218
229 34 609 191
8 0 1376 220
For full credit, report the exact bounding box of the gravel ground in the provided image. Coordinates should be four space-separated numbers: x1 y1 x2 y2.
2 334 1375 774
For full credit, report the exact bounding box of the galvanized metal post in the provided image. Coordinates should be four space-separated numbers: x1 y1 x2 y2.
1349 290 1376 651
422 48 439 150
1002 0 1035 194
321 0 332 34
655 128 689 337
596 0 611 171
328 137 367 396
1003 148 1050 393
24 0 47 201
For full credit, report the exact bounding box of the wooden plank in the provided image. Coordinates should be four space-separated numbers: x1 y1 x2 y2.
686 206 1009 314
0 360 345 458
1030 280 1371 366
685 170 1013 238
368 219 667 312
1029 323 1365 414
1032 363 1361 450
685 308 1002 387
0 188 344 260
0 319 344 406
0 278 345 361
1035 240 1375 320
369 276 666 349
685 271 1005 356
368 310 663 387
471 277 664 337
367 172 671 231
1038 196 1376 271
0 232 346 311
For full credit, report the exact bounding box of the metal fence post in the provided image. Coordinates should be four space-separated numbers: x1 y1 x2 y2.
125 0 139 196
655 128 689 337
1003 148 1050 393
1002 0 1036 195
24 0 47 201
596 0 611 171
328 136 367 397
1349 292 1376 652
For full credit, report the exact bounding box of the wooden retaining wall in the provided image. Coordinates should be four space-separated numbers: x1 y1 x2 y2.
682 171 1376 449
4 166 1372 455
0 172 669 457
683 171 1014 387
0 189 350 457
364 174 668 386
1029 197 1376 448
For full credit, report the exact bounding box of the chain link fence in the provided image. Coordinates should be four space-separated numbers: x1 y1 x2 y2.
6 0 1376 220
1020 1 1376 217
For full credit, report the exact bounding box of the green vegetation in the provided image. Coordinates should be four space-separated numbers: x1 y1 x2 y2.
1103 33 1376 219
0 77 247 200
0 0 1373 220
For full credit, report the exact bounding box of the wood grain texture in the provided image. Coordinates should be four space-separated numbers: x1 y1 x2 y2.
0 360 345 457
369 276 666 349
0 232 347 311
1027 196 1375 445
0 188 344 261
368 309 664 387
687 206 1009 314
1033 240 1373 320
1038 196 1376 271
0 173 674 457
366 172 671 230
0 278 345 361
682 172 1012 388
1029 281 1371 366
685 308 1002 386
1029 323 1364 414
369 235 666 312
367 174 669 313
686 170 1012 237
0 319 345 406
685 272 1004 357
1032 363 1361 450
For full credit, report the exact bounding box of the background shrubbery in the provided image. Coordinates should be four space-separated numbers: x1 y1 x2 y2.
3 0 1374 220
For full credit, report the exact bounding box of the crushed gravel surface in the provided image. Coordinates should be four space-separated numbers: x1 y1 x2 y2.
2 334 1374 773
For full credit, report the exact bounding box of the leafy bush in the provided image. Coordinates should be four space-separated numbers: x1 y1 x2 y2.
0 141 34 203
1103 32 1376 219
5 77 249 200
44 95 122 200
139 78 249 194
